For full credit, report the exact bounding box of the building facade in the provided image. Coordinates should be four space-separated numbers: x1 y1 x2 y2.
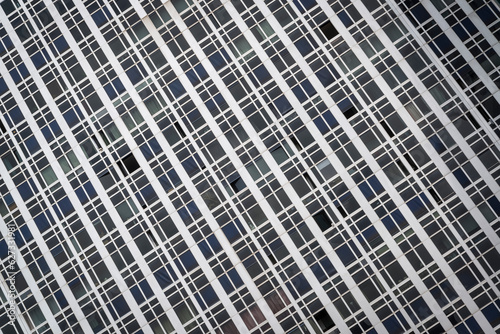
1 0 500 333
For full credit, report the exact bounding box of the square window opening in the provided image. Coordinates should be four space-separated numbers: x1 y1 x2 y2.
344 106 358 119
320 21 339 40
314 309 335 332
121 153 140 174
230 177 245 193
313 210 334 232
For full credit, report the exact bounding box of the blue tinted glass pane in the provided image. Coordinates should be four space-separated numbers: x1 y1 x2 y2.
58 197 74 216
3 36 13 49
323 110 338 128
112 295 131 316
92 8 110 26
63 108 79 127
38 257 50 274
186 68 199 86
462 18 478 35
0 240 7 259
20 225 33 245
477 6 496 25
54 36 69 53
382 216 398 235
9 106 24 124
338 10 353 27
392 210 408 228
126 65 143 84
482 304 500 325
487 196 500 216
292 86 307 103
359 181 374 200
338 98 353 112
169 79 186 98
195 63 208 80
104 83 117 99
383 315 404 334
407 197 427 218
113 77 125 94
0 77 7 95
149 138 162 154
316 67 334 87
435 34 454 54
10 68 21 83
139 280 154 299
187 201 200 219
180 250 197 272
314 117 329 134
453 169 471 187
311 262 327 282
295 37 313 56
219 275 234 294
274 95 292 114
320 257 336 276
254 64 271 84
410 297 431 321
301 79 316 97
54 290 68 308
18 181 34 201
292 273 312 294
209 52 224 69
18 63 28 78
452 25 468 40
182 156 199 175
368 176 383 193
201 285 218 307
31 50 48 68
154 268 173 288
465 316 481 333
140 144 153 160
41 125 54 142
456 267 478 290
207 235 222 253
198 239 214 259
429 134 446 153
158 175 172 192
25 136 41 154
34 213 51 233
336 244 356 266
130 285 145 304
75 187 89 204
177 207 191 225
167 169 181 186
222 221 240 243
293 0 316 12
411 4 431 24
140 185 156 202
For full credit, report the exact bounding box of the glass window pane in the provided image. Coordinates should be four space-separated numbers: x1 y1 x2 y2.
405 102 423 121
67 151 80 168
271 146 288 164
41 166 57 185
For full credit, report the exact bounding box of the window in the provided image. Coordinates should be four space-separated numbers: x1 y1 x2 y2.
317 158 336 180
40 166 57 186
313 210 334 232
0 119 6 133
2 149 21 170
230 176 245 193
319 21 339 40
271 145 290 165
119 153 140 174
314 309 335 332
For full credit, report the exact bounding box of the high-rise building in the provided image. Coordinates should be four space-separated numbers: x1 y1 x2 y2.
1 0 500 333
